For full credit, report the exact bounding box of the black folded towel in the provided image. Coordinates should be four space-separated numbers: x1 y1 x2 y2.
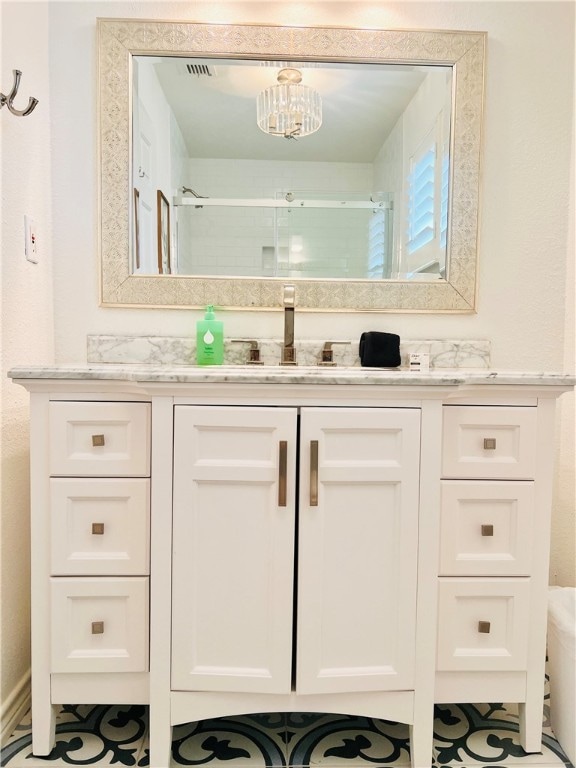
359 332 401 368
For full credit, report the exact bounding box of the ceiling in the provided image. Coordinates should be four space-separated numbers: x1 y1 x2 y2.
142 57 445 163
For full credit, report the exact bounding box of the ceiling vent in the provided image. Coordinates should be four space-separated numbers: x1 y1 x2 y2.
186 63 215 77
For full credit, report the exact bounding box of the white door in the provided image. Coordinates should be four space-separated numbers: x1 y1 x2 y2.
171 406 297 694
296 407 421 694
132 66 156 274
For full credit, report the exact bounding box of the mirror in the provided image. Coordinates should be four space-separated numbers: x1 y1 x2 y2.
132 57 452 281
99 19 485 311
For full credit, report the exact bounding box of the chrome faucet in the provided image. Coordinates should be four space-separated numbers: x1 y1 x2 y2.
281 284 297 365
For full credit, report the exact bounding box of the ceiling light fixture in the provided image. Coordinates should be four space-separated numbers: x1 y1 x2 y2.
256 68 322 140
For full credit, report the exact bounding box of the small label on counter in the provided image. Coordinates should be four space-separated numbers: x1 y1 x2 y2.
409 352 430 371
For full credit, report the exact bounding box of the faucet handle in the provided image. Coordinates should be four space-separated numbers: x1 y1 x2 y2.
231 339 263 365
318 341 351 367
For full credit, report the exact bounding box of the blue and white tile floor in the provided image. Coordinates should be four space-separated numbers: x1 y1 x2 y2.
2 692 573 768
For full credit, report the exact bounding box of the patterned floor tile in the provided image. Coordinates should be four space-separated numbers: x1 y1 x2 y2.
432 704 570 767
1 705 147 767
2 701 573 768
285 714 411 767
136 714 288 767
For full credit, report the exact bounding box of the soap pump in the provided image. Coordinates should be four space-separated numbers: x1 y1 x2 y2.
196 305 224 365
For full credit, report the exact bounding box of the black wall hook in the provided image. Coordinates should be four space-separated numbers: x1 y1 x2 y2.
0 70 38 117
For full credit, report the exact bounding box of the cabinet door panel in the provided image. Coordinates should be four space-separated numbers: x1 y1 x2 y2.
171 406 297 694
297 407 420 695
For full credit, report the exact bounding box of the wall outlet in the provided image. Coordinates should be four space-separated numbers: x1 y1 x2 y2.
25 215 38 264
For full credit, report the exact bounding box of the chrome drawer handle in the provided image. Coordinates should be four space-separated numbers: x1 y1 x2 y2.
91 522 105 535
91 621 105 635
92 434 105 447
483 438 496 450
481 524 494 537
478 621 491 634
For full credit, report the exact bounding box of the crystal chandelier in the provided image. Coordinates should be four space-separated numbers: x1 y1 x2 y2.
256 68 322 139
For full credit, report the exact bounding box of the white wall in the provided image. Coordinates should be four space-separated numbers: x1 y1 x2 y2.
0 0 574 713
1 0 54 718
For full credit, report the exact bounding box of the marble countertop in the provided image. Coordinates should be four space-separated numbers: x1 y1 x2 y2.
7 364 576 388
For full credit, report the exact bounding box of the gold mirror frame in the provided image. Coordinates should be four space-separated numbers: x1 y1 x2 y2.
98 19 485 312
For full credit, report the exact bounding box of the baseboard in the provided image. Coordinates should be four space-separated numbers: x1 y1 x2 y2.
1 670 31 746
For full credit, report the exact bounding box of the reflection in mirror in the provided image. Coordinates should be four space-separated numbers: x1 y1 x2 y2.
132 57 452 281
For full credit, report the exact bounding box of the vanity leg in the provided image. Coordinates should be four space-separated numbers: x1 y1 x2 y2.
31 699 56 756
409 719 433 768
518 700 543 753
148 720 173 768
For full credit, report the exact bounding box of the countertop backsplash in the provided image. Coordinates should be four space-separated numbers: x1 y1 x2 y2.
87 335 491 369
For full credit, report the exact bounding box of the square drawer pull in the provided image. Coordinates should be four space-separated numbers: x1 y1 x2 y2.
483 438 497 450
481 524 494 537
477 620 491 634
91 621 105 635
91 522 105 535
92 434 105 447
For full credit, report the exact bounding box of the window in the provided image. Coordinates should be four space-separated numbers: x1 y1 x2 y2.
404 114 450 276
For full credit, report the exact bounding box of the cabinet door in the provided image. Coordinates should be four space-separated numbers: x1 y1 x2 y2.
297 407 420 694
171 406 297 694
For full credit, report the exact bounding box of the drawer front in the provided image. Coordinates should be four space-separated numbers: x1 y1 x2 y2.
49 402 151 477
50 479 150 576
437 578 530 672
442 406 537 479
440 481 535 576
51 577 149 673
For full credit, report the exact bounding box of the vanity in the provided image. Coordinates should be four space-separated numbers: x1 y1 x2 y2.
9 364 574 768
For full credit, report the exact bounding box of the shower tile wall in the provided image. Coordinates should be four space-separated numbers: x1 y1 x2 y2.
178 158 373 277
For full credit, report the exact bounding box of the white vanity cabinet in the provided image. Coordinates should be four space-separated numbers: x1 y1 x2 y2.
10 368 573 768
171 406 420 697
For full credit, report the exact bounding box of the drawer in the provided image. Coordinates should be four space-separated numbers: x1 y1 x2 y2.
439 481 535 576
50 479 150 576
442 406 537 479
437 578 530 672
50 577 149 673
49 402 150 477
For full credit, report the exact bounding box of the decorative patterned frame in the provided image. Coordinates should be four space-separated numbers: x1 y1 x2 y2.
98 19 486 312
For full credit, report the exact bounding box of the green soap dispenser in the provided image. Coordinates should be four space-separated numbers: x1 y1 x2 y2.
196 305 224 365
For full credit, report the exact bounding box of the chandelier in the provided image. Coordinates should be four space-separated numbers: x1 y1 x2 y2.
256 68 322 139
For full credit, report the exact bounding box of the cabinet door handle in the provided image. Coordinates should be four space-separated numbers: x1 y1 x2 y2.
278 441 287 507
92 434 105 447
310 440 319 507
91 621 105 635
91 522 105 535
483 438 496 450
481 524 494 537
478 620 491 634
